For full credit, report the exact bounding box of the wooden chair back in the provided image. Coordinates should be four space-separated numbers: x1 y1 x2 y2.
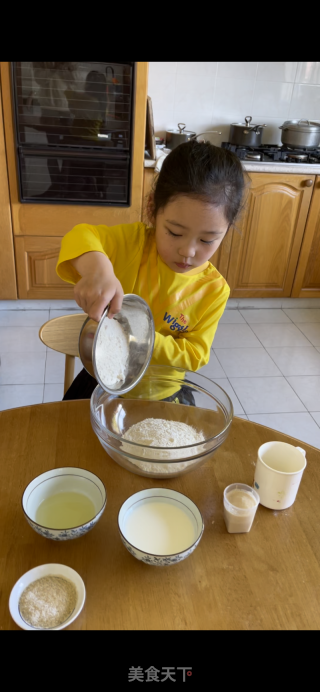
39 313 88 394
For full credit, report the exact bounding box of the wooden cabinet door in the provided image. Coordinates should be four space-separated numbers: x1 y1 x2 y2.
291 176 320 298
226 173 315 298
14 236 74 299
210 229 233 279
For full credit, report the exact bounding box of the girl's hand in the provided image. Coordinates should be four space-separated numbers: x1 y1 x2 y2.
71 251 124 321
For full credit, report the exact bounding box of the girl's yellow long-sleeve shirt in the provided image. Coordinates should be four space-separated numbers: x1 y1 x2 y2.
56 222 230 372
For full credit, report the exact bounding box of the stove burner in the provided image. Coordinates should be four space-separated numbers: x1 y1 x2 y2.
221 141 320 164
286 153 308 161
245 152 262 161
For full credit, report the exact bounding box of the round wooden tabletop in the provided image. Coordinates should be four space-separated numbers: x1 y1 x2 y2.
1 400 320 631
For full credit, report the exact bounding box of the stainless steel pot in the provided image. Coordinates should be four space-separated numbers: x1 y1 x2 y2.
229 116 266 147
165 123 221 150
279 119 320 150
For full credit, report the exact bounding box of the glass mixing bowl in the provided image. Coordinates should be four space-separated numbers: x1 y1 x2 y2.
90 364 233 479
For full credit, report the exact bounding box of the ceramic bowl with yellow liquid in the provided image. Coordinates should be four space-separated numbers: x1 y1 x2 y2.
22 467 107 541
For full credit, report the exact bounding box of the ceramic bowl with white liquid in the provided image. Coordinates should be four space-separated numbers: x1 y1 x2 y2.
22 467 107 541
118 488 204 566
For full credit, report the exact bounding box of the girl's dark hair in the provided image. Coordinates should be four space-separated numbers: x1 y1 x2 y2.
153 140 247 225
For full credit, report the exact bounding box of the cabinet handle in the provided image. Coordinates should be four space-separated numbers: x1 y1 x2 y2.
305 179 313 187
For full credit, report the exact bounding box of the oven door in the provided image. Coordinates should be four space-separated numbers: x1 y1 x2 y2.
18 148 130 205
12 61 134 151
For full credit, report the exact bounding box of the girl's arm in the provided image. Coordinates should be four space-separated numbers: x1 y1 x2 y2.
56 222 146 321
70 251 123 321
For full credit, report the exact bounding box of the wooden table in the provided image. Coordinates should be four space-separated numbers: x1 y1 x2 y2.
1 400 320 631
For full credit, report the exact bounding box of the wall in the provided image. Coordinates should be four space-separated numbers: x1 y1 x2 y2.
148 62 320 147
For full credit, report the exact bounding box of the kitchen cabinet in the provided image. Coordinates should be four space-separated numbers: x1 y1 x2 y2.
291 175 320 298
14 236 73 299
226 173 315 298
142 169 320 299
0 61 148 299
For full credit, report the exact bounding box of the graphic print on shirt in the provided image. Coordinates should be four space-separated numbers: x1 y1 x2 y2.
163 312 189 332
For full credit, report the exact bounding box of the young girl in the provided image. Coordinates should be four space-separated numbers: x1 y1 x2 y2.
56 140 246 400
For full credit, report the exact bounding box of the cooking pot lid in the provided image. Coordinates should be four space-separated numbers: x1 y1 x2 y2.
231 122 261 128
281 119 320 133
166 128 196 135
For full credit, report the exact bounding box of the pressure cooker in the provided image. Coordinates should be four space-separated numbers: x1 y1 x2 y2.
229 116 266 147
279 119 320 150
165 123 222 150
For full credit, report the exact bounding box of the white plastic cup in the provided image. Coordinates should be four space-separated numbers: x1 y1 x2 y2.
223 483 260 534
254 441 307 510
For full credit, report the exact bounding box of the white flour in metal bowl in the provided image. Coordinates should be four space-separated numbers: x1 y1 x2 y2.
95 318 129 388
121 418 205 474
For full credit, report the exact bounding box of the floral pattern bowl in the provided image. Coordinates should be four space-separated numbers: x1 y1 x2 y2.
22 467 107 541
9 563 86 630
118 488 204 566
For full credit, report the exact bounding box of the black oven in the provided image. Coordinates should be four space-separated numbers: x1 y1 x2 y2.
11 61 135 206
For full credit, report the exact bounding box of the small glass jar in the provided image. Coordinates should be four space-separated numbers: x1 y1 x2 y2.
223 483 259 534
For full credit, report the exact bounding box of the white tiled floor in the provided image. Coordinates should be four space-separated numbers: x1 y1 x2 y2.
1 298 320 449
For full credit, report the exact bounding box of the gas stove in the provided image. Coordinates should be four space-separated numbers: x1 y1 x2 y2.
221 142 320 164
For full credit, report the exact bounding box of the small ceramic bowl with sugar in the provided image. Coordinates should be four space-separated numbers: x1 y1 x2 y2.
9 563 86 630
22 467 107 541
79 294 155 395
118 488 204 566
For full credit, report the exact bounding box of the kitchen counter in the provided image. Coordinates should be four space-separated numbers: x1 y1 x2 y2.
144 158 157 167
242 160 320 174
144 156 320 175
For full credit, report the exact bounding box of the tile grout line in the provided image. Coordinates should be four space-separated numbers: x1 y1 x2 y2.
213 313 311 415
237 342 310 414
245 408 308 416
279 322 320 413
239 310 295 327
311 414 320 431
309 411 320 430
291 321 320 348
252 368 309 415
263 343 320 378
210 344 228 377
224 375 246 416
281 372 320 415
293 61 300 87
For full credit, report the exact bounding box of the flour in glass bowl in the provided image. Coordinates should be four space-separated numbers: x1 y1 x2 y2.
95 318 129 388
121 418 205 474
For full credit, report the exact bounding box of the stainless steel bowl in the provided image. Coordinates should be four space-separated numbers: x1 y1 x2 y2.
79 294 155 395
